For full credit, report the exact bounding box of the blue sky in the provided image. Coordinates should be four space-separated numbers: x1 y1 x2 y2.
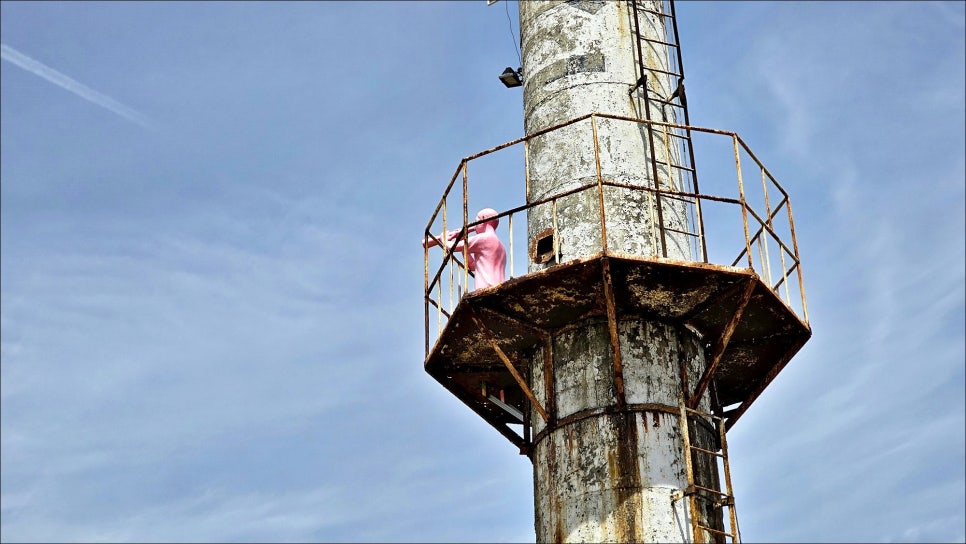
1 1 963 542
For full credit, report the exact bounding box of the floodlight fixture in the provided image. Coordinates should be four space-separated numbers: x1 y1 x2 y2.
499 67 523 88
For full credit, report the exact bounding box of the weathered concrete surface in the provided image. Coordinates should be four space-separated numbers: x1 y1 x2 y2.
520 2 724 541
521 0 691 271
528 319 720 542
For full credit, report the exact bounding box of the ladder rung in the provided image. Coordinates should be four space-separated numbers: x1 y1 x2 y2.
647 157 696 173
696 524 735 538
691 491 737 508
683 405 724 421
688 444 724 457
642 95 684 107
663 227 700 238
642 66 683 78
679 484 732 499
649 161 696 175
654 99 687 109
636 129 694 146
692 493 722 505
680 398 740 544
659 193 697 204
691 484 731 497
637 36 679 48
635 6 673 18
667 129 691 142
659 195 699 206
649 101 687 113
664 131 695 141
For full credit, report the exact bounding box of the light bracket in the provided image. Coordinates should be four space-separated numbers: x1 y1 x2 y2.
499 66 523 88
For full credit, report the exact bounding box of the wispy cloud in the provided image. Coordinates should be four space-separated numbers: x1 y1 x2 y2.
927 1 966 30
1 43 157 131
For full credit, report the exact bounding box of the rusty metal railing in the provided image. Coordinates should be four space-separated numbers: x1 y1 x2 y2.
424 113 809 357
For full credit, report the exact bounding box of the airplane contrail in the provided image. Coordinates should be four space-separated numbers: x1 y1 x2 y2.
1 43 157 131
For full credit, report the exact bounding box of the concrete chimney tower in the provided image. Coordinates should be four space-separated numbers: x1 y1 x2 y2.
520 2 720 540
423 1 811 542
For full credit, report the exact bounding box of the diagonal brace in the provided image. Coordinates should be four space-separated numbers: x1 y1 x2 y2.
688 277 756 409
475 305 557 423
724 332 810 431
468 306 549 422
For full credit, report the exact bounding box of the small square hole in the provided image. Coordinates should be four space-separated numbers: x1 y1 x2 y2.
531 228 556 264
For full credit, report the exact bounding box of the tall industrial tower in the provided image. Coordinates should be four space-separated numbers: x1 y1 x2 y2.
423 1 811 542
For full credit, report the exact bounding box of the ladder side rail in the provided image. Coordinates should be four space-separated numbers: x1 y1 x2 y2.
717 414 741 542
640 74 669 257
684 405 741 542
678 397 702 542
664 0 708 262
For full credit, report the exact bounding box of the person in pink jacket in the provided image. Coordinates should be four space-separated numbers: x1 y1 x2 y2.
423 208 507 290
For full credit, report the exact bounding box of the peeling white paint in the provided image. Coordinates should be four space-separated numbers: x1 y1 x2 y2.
528 319 718 542
521 0 692 273
520 2 724 541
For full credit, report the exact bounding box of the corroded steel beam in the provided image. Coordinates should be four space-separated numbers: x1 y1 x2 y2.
468 306 549 422
601 257 627 407
688 277 757 409
725 332 811 431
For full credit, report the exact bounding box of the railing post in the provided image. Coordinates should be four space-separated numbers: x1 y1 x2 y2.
508 213 514 278
758 168 774 287
733 135 753 269
591 115 608 253
552 199 560 264
786 199 809 325
463 162 470 294
443 198 454 312
524 138 531 204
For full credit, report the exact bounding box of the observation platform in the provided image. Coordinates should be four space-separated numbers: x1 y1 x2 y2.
424 251 811 451
423 113 812 452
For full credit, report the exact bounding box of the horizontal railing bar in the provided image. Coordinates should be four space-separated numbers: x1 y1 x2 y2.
592 112 739 139
601 180 743 206
456 112 744 172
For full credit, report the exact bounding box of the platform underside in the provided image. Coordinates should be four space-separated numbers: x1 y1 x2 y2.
424 251 811 448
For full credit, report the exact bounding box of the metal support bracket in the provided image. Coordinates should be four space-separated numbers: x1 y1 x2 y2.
468 306 549 422
688 277 756 409
601 257 627 407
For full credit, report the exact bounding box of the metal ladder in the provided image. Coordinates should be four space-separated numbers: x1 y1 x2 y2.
628 0 709 263
675 398 742 543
